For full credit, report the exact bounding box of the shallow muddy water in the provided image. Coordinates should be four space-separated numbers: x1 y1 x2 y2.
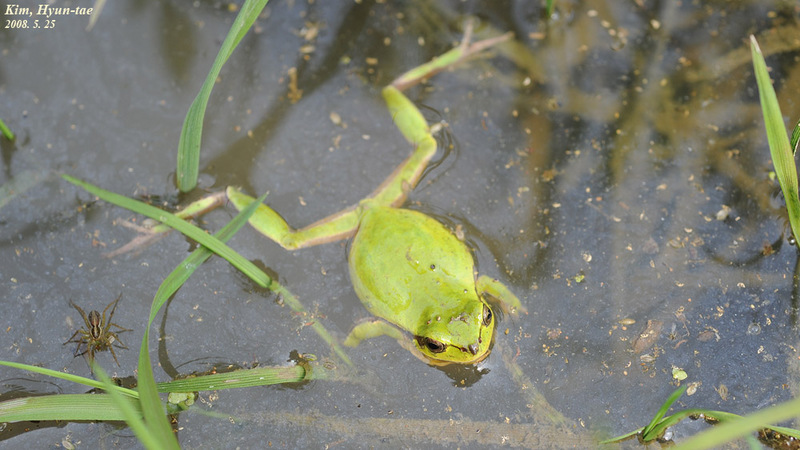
2 0 800 448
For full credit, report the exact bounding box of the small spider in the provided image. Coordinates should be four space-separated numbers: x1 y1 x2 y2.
64 294 131 370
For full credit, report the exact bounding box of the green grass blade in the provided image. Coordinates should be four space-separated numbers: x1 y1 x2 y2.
61 174 271 288
642 385 687 439
0 394 137 422
94 364 169 450
751 36 800 241
145 191 226 235
135 329 179 448
147 191 269 324
63 174 351 365
0 118 14 141
646 409 743 439
176 0 270 192
3 183 346 436
791 118 800 155
157 365 309 393
603 405 800 445
0 360 138 398
598 428 642 444
675 395 800 449
133 191 268 448
0 361 307 395
545 0 554 17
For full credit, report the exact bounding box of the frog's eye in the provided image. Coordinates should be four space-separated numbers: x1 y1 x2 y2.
482 304 493 327
417 336 447 354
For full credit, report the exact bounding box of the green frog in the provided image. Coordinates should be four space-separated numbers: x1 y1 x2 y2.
227 28 524 365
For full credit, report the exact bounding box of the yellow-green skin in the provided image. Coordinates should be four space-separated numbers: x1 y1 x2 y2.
349 206 494 364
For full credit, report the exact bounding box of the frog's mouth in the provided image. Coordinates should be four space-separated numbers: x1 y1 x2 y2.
424 347 491 366
415 336 494 366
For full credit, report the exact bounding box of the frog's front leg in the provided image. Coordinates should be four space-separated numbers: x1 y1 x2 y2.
344 319 430 364
477 275 527 315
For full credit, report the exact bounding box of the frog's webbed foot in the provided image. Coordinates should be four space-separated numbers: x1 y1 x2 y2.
456 21 514 61
104 219 170 258
104 191 227 258
390 23 513 92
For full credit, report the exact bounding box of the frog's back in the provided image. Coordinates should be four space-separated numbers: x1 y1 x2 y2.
348 206 476 333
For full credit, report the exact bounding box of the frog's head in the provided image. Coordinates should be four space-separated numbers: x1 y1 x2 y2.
413 299 495 365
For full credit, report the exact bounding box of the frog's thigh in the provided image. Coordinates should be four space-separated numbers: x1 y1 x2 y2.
476 275 527 315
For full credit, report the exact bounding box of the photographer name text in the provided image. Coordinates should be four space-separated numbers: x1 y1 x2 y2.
5 4 93 29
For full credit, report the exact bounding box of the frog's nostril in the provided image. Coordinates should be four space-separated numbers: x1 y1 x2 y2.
468 343 479 355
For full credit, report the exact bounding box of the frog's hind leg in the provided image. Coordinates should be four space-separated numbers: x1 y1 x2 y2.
226 27 512 250
106 191 227 257
227 187 361 250
390 24 514 92
366 26 513 209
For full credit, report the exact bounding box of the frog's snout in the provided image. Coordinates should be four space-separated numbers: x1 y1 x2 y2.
468 343 479 355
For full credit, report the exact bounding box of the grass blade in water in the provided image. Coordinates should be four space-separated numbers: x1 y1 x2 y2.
63 175 351 365
0 118 14 141
157 365 309 392
0 360 137 398
750 36 800 241
791 118 800 155
0 394 138 423
133 191 268 448
642 385 687 440
176 0 269 191
675 396 800 449
94 363 172 450
61 174 271 288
